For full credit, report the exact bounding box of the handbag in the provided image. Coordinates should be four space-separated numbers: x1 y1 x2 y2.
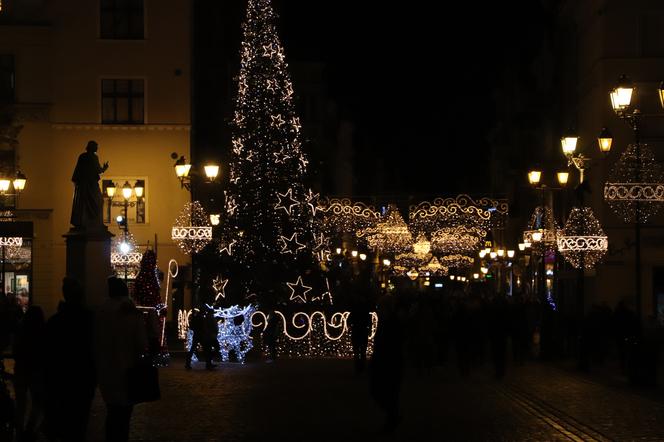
127 356 161 404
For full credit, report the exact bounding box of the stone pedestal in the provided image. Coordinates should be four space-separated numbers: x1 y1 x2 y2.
64 228 114 308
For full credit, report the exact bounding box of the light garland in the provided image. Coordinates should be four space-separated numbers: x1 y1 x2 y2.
317 198 380 237
171 201 212 254
557 207 608 269
604 143 664 223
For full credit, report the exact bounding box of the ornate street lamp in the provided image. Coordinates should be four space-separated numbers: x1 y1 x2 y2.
603 74 664 324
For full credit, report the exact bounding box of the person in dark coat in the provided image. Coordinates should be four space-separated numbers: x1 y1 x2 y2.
185 306 216 370
43 277 96 442
369 294 403 433
349 282 372 373
13 305 46 441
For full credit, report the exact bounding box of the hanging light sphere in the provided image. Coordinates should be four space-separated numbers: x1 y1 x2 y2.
557 207 608 270
604 143 664 223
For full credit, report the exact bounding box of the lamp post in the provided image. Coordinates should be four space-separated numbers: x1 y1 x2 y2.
0 170 27 296
526 169 568 305
602 74 664 325
104 180 144 282
171 153 220 306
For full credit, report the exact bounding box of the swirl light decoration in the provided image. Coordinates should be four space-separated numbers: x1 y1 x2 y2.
604 143 664 223
408 194 506 234
171 201 212 254
360 204 412 254
431 226 485 255
440 254 474 269
317 198 380 236
0 236 23 260
557 207 608 269
523 206 559 252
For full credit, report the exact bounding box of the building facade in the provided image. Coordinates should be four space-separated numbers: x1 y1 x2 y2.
0 0 192 315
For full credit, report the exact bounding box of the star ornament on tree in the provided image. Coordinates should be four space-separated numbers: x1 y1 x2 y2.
305 189 320 215
262 43 276 58
275 188 300 215
219 239 237 256
212 275 229 301
279 232 306 254
271 114 286 127
287 276 312 303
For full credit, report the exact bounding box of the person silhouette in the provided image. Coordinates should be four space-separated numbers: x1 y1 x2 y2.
13 305 46 442
95 277 147 442
70 140 109 230
43 277 96 441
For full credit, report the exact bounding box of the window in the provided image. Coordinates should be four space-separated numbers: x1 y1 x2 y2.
0 55 15 103
102 79 144 124
102 177 148 225
100 0 144 40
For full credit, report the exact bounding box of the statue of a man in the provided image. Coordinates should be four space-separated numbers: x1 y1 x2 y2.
70 141 109 230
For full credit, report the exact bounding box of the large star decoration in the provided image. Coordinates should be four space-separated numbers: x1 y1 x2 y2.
266 79 276 92
271 114 285 127
275 188 300 216
262 43 276 57
212 275 228 301
232 138 244 155
219 239 237 256
305 189 320 215
279 233 306 254
287 276 312 303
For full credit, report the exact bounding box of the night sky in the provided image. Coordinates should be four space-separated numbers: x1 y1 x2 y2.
196 1 550 199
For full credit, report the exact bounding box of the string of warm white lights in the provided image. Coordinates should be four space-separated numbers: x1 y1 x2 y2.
359 204 413 254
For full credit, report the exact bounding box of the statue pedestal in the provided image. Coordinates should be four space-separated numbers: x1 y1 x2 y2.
64 228 114 308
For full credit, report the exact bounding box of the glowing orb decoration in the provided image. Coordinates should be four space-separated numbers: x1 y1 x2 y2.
110 234 142 279
557 207 608 270
171 201 212 254
604 144 664 223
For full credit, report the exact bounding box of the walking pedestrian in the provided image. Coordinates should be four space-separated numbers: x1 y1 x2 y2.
95 277 147 442
43 277 96 442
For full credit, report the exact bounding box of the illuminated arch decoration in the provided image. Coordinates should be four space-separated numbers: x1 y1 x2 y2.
171 201 213 254
604 144 664 223
557 207 608 270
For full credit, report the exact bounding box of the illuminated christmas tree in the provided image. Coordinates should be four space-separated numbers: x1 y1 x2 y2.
222 0 318 302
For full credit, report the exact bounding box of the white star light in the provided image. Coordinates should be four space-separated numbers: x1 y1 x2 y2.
219 239 237 256
305 189 319 215
287 276 312 303
271 114 286 127
274 188 299 215
266 79 276 92
262 43 276 57
232 138 244 155
212 275 229 300
279 232 306 254
291 116 301 133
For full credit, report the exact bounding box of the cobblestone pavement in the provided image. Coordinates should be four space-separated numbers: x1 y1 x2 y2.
84 357 664 442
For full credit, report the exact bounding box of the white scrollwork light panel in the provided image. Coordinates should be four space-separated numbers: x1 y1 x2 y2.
171 201 213 254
